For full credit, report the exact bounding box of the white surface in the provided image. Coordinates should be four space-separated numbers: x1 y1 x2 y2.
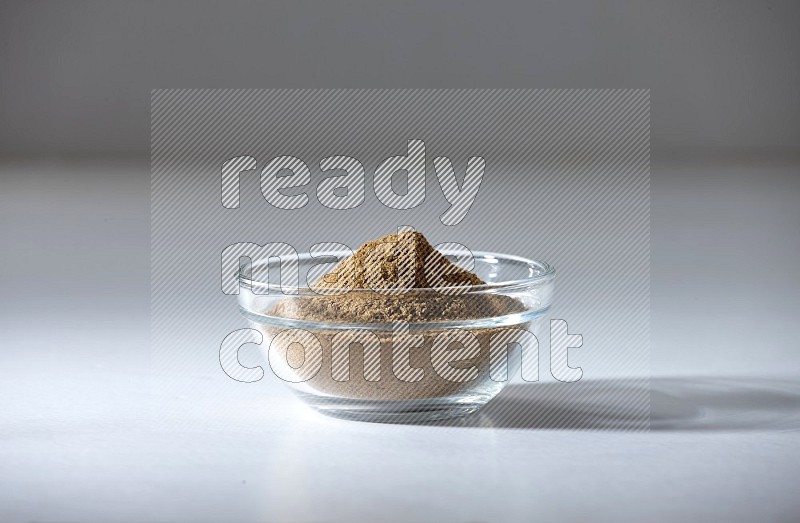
2 327 799 523
2 159 800 522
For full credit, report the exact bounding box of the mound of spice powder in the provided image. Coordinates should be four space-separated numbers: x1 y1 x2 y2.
271 231 524 323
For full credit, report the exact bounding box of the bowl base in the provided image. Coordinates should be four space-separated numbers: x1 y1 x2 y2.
296 392 493 424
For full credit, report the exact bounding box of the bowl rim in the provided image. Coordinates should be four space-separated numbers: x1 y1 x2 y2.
238 250 555 296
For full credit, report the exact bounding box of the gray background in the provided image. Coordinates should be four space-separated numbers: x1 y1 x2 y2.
1 0 799 155
1 1 799 522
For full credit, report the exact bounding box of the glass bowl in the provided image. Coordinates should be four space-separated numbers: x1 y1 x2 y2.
238 250 555 423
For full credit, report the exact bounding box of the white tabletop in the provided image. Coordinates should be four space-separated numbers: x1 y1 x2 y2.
2 158 799 522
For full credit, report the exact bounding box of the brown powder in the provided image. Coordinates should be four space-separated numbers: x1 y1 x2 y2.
271 231 524 323
316 231 483 290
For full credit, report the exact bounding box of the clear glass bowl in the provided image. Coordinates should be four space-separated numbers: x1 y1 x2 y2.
238 251 555 423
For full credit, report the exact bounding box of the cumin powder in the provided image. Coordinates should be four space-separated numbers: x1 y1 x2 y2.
272 231 524 324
